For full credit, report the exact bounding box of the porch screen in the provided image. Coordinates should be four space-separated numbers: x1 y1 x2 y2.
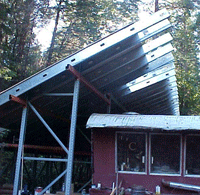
186 135 200 175
117 133 146 173
150 134 181 174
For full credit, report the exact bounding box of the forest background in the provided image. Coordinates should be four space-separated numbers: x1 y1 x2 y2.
0 0 200 115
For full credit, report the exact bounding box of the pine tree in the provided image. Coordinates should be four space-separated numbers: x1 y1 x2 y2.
44 0 140 65
160 0 200 115
0 0 50 90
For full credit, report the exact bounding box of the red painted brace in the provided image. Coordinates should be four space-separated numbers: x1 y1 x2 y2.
67 65 111 105
9 95 27 107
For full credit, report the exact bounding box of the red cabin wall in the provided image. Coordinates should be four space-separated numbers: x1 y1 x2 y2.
92 129 200 194
92 129 116 187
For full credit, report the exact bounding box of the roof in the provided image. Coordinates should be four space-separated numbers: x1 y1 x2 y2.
0 9 179 132
86 113 200 131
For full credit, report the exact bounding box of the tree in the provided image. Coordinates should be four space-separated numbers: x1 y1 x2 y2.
0 1 15 88
45 0 64 66
160 0 200 115
45 0 140 65
0 0 51 90
0 0 141 88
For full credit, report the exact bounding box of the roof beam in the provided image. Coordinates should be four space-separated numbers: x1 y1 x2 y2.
123 69 176 95
9 95 27 107
67 65 111 105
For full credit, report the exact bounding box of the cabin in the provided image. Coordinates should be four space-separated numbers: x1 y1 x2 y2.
87 114 200 194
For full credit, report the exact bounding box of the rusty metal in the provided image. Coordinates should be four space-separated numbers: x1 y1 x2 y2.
9 95 27 107
0 143 91 155
67 65 111 105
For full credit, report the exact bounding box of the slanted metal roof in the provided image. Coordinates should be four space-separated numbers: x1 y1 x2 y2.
86 113 200 131
0 9 179 131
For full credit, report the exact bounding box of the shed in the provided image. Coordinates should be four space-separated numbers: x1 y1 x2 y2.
0 9 180 195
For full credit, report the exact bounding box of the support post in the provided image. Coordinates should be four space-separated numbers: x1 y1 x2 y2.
65 79 80 195
13 106 28 195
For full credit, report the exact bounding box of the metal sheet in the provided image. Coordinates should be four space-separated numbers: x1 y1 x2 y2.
123 64 175 93
86 113 200 131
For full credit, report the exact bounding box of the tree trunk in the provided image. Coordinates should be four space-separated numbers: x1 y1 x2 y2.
155 0 159 12
46 0 62 67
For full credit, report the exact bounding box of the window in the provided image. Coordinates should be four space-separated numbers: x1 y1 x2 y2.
116 132 146 173
186 135 200 175
150 134 181 174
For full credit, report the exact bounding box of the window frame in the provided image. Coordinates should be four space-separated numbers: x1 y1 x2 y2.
115 131 147 175
149 133 182 176
184 134 200 178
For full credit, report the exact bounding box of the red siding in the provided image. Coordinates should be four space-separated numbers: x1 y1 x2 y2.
93 130 116 187
92 129 200 194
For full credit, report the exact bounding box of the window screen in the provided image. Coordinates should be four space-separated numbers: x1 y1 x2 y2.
186 135 200 175
150 134 180 174
117 133 146 173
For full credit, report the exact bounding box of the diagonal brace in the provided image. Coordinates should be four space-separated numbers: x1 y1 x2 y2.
28 102 69 154
9 95 27 107
38 169 67 195
67 65 111 105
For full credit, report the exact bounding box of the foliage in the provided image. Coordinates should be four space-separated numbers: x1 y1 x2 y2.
159 0 200 115
0 129 12 185
1 0 200 190
0 0 51 90
1 0 199 114
0 0 140 88
44 0 140 65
